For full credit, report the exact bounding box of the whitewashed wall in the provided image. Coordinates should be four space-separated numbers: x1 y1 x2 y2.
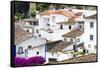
37 24 77 41
25 21 30 25
63 44 73 51
57 53 73 61
50 14 68 25
83 19 97 53
22 28 33 33
16 37 46 58
46 51 73 63
27 45 46 58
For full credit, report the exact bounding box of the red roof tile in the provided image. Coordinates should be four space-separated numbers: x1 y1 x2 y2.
40 10 75 17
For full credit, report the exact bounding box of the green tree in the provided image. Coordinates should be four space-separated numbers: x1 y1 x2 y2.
36 3 51 12
14 1 30 20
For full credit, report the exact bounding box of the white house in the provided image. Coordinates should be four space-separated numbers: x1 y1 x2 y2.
20 18 38 33
15 26 75 63
34 9 83 41
44 40 74 63
83 14 97 53
15 8 97 64
62 13 97 54
15 24 47 61
36 8 96 52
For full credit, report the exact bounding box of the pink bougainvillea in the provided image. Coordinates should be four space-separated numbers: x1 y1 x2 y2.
15 56 46 66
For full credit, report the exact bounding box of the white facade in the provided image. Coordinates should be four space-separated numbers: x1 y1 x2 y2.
34 9 97 58
16 8 97 64
45 43 74 63
20 19 38 33
27 45 46 58
16 37 46 58
34 12 79 41
83 19 97 53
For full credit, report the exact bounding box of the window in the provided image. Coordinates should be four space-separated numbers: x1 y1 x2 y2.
88 44 91 48
78 25 82 29
83 15 85 18
30 22 33 25
18 47 23 54
44 18 50 22
27 30 29 32
64 38 67 41
49 58 57 62
36 29 39 33
94 45 97 49
77 38 80 42
52 16 56 22
83 50 86 53
25 49 28 58
36 52 39 55
70 39 73 42
46 23 50 26
73 45 76 52
90 22 94 28
47 18 50 22
78 21 84 24
44 18 47 22
38 34 41 37
87 50 89 53
90 35 93 40
33 22 36 25
33 20 38 26
36 21 38 26
69 25 71 29
78 21 84 29
32 28 34 33
28 45 32 49
60 24 63 29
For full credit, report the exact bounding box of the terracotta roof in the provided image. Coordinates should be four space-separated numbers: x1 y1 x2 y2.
47 41 72 52
77 43 85 50
75 12 83 16
57 14 78 25
85 14 97 19
40 10 75 17
62 28 84 38
15 26 33 45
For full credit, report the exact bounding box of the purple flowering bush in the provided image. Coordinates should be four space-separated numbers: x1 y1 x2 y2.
32 56 46 64
15 57 27 66
15 56 46 66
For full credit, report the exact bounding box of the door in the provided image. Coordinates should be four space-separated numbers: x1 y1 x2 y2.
25 49 28 58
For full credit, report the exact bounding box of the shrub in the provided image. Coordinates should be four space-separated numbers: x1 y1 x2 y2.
27 57 35 65
33 56 46 64
15 56 46 66
15 57 27 66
